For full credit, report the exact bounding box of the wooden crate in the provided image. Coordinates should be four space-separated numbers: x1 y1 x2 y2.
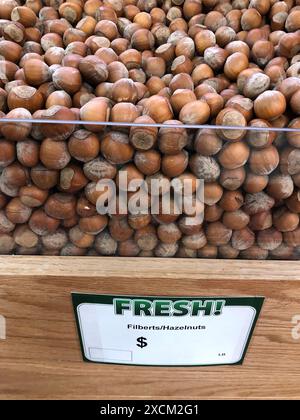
0 256 299 400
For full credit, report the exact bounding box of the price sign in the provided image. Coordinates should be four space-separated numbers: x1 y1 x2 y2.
72 294 264 367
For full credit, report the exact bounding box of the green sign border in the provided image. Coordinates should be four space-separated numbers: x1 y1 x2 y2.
72 293 264 367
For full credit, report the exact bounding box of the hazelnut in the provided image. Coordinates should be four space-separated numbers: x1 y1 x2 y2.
1 108 32 142
78 56 108 86
76 195 96 218
134 149 161 175
241 8 262 31
267 173 294 199
223 210 250 230
116 163 144 192
201 92 224 118
45 193 76 220
13 225 38 248
46 91 72 109
240 245 268 260
252 40 274 67
111 103 140 124
249 145 279 175
111 78 138 103
127 212 151 231
146 76 165 95
11 6 37 28
40 138 71 170
215 26 236 47
243 72 270 99
218 141 250 169
246 119 275 148
257 227 282 250
277 77 300 101
170 89 197 114
169 73 194 92
83 158 117 183
30 165 58 190
249 211 273 231
154 197 181 224
143 95 173 123
161 150 188 177
59 164 88 193
0 40 22 63
80 97 110 132
204 46 228 71
41 229 68 251
5 197 32 224
157 122 187 156
157 223 182 243
23 59 50 86
216 108 247 141
206 221 232 246
68 130 100 163
39 105 76 141
273 207 299 232
131 28 155 51
0 140 15 167
155 43 175 63
224 52 249 80
269 243 294 260
198 244 218 259
176 246 197 258
179 100 210 124
108 61 129 83
286 190 300 213
144 56 166 78
1 163 29 188
190 155 220 182
254 90 286 120
278 32 300 58
134 225 158 251
52 66 82 94
60 243 86 256
225 96 253 122
219 167 246 190
179 214 203 234
231 227 255 250
243 191 275 215
218 244 240 259
93 230 117 256
118 239 141 257
243 172 269 193
194 129 222 156
19 185 48 208
0 233 15 254
287 119 300 148
204 182 223 205
0 210 15 234
290 90 300 115
219 190 244 212
8 86 44 113
181 231 207 250
226 40 250 57
109 217 133 242
284 227 300 247
154 242 179 257
79 215 108 235
101 131 134 165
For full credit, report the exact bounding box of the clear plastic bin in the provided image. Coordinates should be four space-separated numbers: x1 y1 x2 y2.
0 116 299 260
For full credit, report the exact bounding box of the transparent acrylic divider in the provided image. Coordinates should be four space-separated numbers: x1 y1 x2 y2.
0 117 299 260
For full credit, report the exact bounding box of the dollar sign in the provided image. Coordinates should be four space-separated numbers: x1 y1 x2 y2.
136 337 148 348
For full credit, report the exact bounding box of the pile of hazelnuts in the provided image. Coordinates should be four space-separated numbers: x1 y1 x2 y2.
1 0 300 259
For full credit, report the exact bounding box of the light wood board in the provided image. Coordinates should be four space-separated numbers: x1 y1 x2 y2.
0 256 299 400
